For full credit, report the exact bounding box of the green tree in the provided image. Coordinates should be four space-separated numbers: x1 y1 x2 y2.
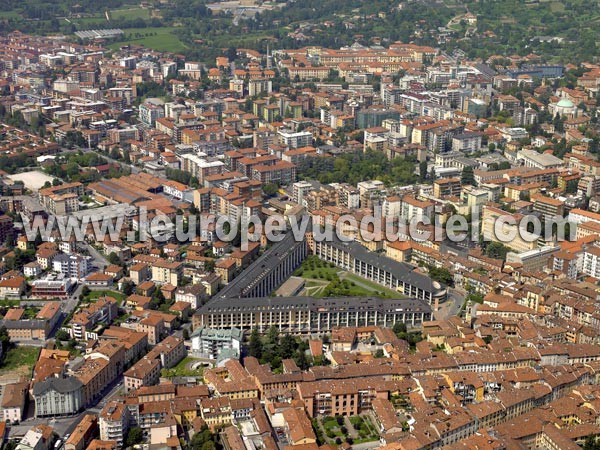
121 280 135 296
419 161 428 181
485 242 510 260
428 266 453 286
279 334 296 359
262 183 279 197
0 326 11 359
189 425 220 450
55 329 70 341
248 328 263 359
107 252 121 265
393 322 407 336
125 427 143 447
461 166 475 186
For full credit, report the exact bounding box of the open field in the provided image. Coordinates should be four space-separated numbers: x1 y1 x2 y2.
7 170 55 191
0 346 40 379
110 7 151 21
106 27 187 53
0 11 20 19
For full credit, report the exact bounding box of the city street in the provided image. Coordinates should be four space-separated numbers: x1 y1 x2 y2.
84 243 110 269
434 287 465 320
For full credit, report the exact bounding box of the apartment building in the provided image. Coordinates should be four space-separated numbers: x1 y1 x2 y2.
357 180 386 209
129 263 151 285
216 235 305 300
433 177 462 198
251 160 297 185
482 205 539 253
174 284 206 309
136 315 164 346
139 99 165 127
336 183 360 209
401 195 435 222
146 336 186 369
123 357 161 393
70 296 119 341
99 401 130 447
0 276 26 299
277 130 313 149
100 326 148 365
181 154 225 183
151 260 182 286
363 127 389 152
123 336 185 392
194 296 432 333
297 377 389 418
64 414 98 450
582 246 600 279
36 248 58 270
313 235 446 306
73 342 125 406
190 327 243 360
452 132 482 154
551 250 580 279
531 194 565 221
38 182 84 215
52 254 91 279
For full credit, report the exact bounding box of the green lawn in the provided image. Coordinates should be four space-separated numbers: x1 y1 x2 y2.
350 415 379 443
294 256 339 280
0 11 20 19
295 256 401 299
85 290 126 303
70 16 105 26
160 356 204 378
110 7 151 21
341 273 404 298
321 417 345 438
320 415 378 444
0 346 40 376
107 27 187 53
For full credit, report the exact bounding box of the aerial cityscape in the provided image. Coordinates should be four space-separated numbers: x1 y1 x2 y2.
0 0 599 449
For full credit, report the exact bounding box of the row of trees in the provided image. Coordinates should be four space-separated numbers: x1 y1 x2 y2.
166 168 200 188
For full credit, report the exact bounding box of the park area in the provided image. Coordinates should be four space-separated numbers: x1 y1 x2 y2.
160 356 207 378
316 414 379 445
83 289 126 303
294 256 401 298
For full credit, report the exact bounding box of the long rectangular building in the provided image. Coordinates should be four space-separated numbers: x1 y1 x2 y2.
193 296 432 333
313 235 446 307
215 232 307 299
